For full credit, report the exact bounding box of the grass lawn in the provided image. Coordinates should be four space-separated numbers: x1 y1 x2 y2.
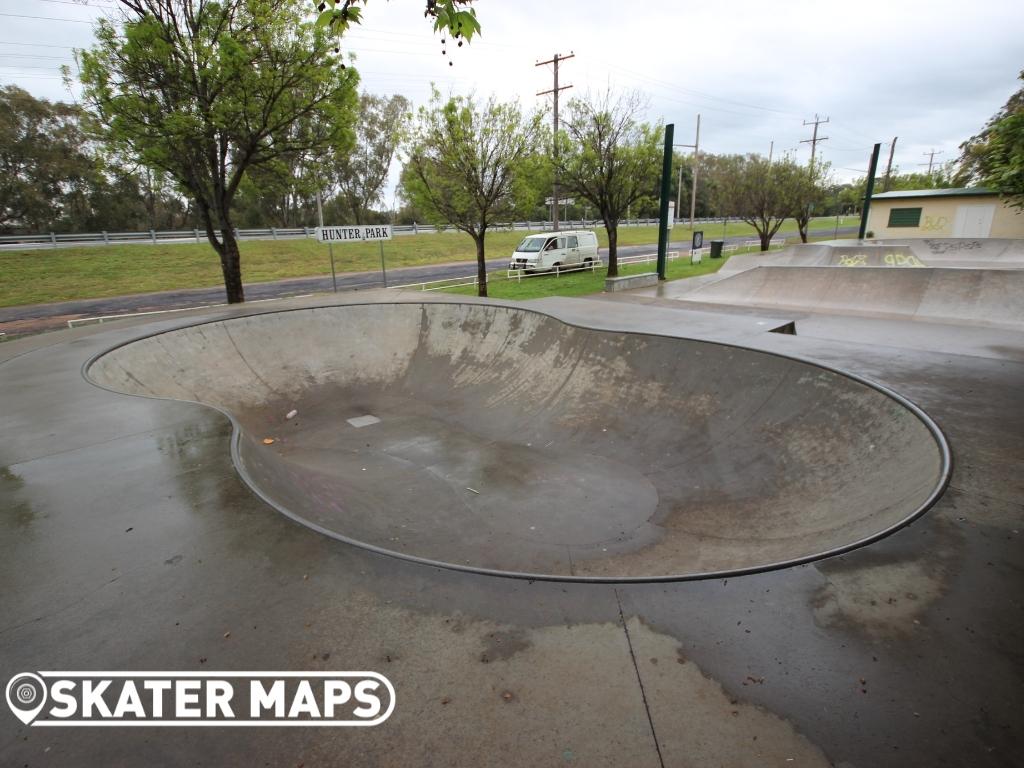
433 226 858 301
0 216 858 308
437 249 742 301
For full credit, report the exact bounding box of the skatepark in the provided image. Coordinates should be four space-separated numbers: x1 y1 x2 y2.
1 237 1022 765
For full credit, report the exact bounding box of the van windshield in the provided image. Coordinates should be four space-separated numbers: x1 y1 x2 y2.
516 237 547 253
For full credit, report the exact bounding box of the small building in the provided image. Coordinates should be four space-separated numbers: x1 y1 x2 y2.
867 188 1024 239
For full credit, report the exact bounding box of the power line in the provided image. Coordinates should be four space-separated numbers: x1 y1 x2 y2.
0 64 69 70
606 63 801 117
0 12 99 23
0 54 75 60
28 0 116 7
0 41 78 48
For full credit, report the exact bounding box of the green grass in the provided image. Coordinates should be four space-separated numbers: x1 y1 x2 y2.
434 226 859 301
0 216 858 308
438 250 740 301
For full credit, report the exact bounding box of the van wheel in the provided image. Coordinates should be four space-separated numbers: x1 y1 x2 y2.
553 262 562 274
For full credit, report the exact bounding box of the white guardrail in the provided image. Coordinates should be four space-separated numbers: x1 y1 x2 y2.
0 218 755 250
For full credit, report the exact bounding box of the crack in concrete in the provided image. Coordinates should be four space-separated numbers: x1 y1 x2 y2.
616 588 665 768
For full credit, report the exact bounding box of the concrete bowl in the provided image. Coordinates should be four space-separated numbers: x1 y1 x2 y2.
86 302 950 581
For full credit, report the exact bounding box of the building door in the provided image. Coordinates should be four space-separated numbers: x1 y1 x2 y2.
953 204 995 237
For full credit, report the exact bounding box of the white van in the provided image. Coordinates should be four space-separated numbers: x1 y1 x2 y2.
508 230 599 272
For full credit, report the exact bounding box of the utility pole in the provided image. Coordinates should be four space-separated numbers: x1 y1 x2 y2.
882 136 898 192
768 140 774 164
536 51 574 232
673 114 701 230
689 114 700 230
920 149 943 176
800 114 830 172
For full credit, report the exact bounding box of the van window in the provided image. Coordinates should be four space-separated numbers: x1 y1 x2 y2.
516 237 546 252
567 236 578 248
544 238 557 251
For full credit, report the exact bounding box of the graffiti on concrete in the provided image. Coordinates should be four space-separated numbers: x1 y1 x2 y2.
925 239 982 253
883 253 926 267
836 253 925 267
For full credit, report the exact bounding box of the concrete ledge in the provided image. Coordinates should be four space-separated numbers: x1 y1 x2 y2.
605 272 659 292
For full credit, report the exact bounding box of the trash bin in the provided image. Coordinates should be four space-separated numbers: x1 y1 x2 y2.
710 240 724 259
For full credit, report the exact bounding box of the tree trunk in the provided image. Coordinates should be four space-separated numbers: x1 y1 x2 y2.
474 233 488 298
195 202 244 304
798 211 810 243
606 224 619 277
218 221 245 303
759 229 770 251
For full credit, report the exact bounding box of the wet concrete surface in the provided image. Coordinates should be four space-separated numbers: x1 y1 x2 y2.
85 302 946 580
0 288 1021 766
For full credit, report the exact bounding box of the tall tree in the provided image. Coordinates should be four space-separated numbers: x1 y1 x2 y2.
78 0 359 303
0 86 95 233
957 70 1024 210
555 90 662 277
332 93 410 223
792 159 832 243
710 154 802 251
401 89 541 297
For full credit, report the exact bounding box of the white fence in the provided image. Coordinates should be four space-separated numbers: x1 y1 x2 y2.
394 249 702 292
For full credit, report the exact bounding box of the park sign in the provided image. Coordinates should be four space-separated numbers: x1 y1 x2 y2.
317 225 392 243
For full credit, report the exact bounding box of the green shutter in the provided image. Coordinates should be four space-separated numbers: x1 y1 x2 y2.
888 207 922 227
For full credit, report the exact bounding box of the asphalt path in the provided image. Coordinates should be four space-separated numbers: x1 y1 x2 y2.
0 228 856 337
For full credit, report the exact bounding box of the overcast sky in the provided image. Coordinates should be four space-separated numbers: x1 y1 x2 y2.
2 0 1021 193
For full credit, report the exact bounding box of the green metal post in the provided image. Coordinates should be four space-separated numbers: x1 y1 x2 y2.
858 143 881 240
656 123 674 280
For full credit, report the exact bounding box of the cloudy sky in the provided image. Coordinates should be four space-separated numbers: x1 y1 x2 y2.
2 0 1021 189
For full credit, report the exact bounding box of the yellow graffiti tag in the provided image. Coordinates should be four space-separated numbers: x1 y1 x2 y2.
920 215 948 232
883 253 926 267
837 254 868 267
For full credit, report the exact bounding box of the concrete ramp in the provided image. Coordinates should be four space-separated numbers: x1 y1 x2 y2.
687 266 1024 329
87 302 949 581
792 238 1024 269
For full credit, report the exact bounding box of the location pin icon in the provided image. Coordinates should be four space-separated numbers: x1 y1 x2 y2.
6 673 47 726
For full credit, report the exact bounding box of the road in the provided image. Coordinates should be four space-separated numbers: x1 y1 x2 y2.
0 229 856 337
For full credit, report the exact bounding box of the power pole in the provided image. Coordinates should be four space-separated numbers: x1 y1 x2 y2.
536 52 574 231
689 114 700 230
672 114 700 230
882 136 898 192
768 140 774 164
920 149 943 176
800 114 830 172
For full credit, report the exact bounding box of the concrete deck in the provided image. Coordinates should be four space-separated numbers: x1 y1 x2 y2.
1 280 1022 765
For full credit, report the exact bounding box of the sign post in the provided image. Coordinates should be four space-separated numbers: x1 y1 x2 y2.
656 123 674 281
316 225 394 289
314 189 337 292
